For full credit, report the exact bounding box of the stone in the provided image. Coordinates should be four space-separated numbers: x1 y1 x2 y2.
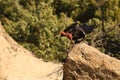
63 42 120 80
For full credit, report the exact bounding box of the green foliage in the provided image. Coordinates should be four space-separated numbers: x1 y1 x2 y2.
0 0 120 61
0 0 73 62
87 0 120 58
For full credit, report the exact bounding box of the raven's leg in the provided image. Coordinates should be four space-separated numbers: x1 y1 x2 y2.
75 40 79 44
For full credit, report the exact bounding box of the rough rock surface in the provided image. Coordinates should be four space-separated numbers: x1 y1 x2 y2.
63 42 120 80
0 23 62 80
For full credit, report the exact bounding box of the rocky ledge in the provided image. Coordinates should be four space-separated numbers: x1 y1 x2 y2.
63 42 120 80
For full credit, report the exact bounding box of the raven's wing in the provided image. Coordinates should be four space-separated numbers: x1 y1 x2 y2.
80 23 95 34
64 22 78 33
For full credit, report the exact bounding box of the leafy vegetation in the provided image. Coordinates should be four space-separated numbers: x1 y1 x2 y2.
0 0 120 61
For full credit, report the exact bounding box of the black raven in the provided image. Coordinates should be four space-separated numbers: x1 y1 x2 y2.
60 22 95 44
